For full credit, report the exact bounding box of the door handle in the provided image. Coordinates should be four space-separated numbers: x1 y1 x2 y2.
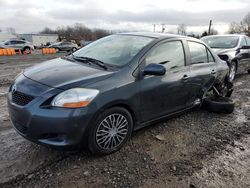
182 74 189 80
211 70 216 74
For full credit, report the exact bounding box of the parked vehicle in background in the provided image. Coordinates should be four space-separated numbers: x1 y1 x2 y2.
201 34 250 81
49 41 78 52
8 33 233 155
80 40 93 47
0 39 34 54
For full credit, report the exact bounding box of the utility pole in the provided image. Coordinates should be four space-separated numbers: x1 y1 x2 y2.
208 20 212 35
161 24 165 33
153 24 156 32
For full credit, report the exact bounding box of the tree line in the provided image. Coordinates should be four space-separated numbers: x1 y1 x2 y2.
229 12 250 36
40 23 112 44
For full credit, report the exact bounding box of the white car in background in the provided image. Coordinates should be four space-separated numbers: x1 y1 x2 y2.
0 39 35 54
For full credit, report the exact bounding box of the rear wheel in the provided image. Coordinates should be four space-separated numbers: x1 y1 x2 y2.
22 47 31 54
212 80 233 98
88 107 133 155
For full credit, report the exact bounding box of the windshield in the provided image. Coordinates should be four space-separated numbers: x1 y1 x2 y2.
201 36 239 49
73 35 153 67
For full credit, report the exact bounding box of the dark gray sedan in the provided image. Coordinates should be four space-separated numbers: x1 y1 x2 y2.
49 41 78 52
8 33 232 154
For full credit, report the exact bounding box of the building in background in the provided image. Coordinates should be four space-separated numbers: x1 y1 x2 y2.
0 33 17 42
18 34 59 47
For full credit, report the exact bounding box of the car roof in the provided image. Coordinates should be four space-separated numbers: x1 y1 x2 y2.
8 39 28 42
201 34 246 39
118 32 193 40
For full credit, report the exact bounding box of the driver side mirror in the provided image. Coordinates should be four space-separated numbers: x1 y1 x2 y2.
143 63 166 76
241 45 250 50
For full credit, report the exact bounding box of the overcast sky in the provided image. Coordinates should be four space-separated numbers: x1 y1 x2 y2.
0 0 249 34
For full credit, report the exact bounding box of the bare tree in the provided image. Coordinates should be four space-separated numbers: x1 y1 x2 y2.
243 12 250 36
40 27 57 34
6 27 16 34
40 23 111 44
177 24 187 35
210 28 218 35
201 31 208 37
228 12 250 36
229 22 243 34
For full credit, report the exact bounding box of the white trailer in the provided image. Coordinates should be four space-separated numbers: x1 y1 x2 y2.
18 34 59 47
0 33 17 42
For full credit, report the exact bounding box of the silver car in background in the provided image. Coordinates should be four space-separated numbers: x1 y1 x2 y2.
48 41 78 52
0 39 35 54
201 34 250 81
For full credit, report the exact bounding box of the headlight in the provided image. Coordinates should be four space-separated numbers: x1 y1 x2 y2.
51 88 99 108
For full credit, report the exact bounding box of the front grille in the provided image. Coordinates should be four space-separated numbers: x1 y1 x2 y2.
12 91 35 106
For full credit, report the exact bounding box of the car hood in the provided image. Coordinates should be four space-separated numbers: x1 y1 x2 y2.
23 58 114 90
211 48 236 55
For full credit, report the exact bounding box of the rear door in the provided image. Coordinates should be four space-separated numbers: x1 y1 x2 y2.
61 42 71 51
187 41 217 104
15 41 26 50
139 39 191 122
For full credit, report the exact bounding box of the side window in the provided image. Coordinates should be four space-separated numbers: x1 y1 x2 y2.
188 41 208 64
4 41 10 45
16 41 25 44
10 41 18 45
145 41 185 70
246 37 250 45
207 49 215 62
62 42 70 45
240 37 247 47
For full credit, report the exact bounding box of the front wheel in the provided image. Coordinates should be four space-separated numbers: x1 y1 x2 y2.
71 47 77 52
88 107 133 155
22 47 31 54
228 61 237 82
55 48 60 53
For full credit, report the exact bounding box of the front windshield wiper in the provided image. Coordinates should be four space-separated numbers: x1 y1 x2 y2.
72 55 108 70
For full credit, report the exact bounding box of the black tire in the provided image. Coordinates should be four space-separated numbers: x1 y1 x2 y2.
202 97 235 114
88 107 133 155
22 47 31 54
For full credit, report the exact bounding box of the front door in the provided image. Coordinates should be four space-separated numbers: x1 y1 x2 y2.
139 40 191 123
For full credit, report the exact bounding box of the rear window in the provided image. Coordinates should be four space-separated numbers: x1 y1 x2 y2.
201 36 239 49
188 41 208 64
246 37 250 45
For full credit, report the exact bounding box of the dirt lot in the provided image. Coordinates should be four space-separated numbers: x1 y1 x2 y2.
0 54 250 188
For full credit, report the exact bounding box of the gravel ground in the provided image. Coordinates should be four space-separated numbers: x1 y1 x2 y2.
0 55 250 188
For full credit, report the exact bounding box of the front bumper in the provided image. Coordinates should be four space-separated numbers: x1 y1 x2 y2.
7 76 96 150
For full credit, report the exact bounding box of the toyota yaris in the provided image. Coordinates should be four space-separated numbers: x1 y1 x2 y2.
8 33 232 154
